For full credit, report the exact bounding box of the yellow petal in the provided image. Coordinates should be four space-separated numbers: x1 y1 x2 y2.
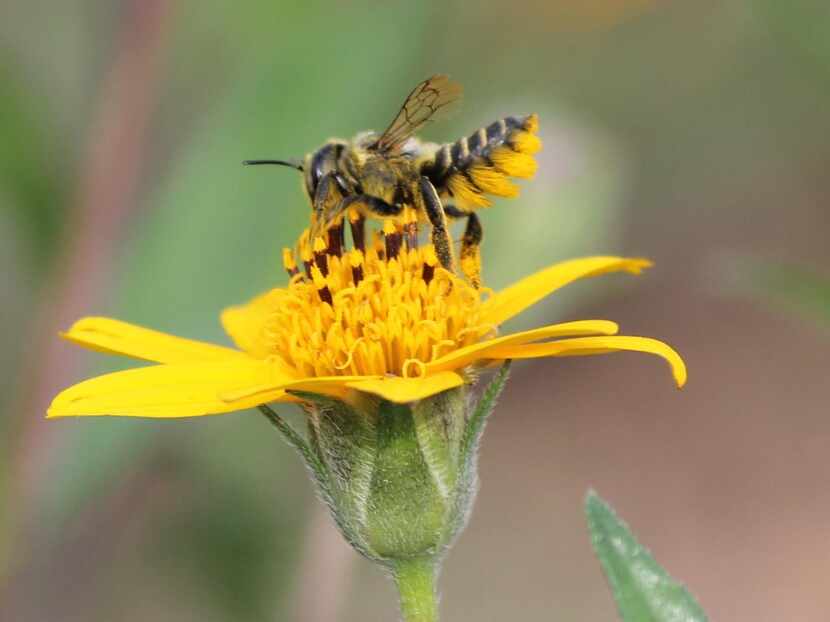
482 257 653 326
426 320 619 374
48 359 294 418
221 374 376 403
346 371 465 403
220 290 275 359
61 317 246 364
483 335 687 388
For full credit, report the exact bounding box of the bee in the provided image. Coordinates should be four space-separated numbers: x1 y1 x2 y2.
245 75 541 287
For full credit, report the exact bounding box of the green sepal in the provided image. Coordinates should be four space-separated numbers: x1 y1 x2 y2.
460 362 511 465
586 490 709 622
448 362 511 540
289 390 379 559
364 399 449 559
261 372 512 571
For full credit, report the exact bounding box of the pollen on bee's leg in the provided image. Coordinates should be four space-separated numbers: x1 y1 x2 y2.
282 247 299 278
383 220 402 260
348 208 365 252
489 145 537 179
349 249 364 284
460 213 483 288
313 236 329 276
510 130 542 156
311 265 333 305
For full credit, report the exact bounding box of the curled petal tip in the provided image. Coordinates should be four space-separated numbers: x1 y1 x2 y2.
630 258 654 273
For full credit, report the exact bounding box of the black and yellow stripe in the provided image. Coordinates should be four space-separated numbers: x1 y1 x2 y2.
420 113 541 210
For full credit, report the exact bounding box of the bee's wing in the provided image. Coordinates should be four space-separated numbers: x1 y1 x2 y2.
373 75 462 154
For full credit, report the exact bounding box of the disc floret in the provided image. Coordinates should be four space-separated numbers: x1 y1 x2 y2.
265 215 493 380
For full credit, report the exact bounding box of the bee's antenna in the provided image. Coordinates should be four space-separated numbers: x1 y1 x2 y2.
243 159 304 171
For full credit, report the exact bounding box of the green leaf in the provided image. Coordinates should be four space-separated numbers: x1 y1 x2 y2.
586 490 709 622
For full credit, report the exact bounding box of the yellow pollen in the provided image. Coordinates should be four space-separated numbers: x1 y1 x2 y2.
282 248 297 272
261 242 487 378
349 249 364 267
313 236 327 254
311 265 327 289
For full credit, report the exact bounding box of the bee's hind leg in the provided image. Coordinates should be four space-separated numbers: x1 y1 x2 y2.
441 204 482 286
418 176 455 272
459 212 483 288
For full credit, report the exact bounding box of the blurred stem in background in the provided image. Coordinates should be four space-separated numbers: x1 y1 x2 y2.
3 0 172 591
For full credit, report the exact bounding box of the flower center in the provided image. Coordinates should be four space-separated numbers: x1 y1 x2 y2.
262 211 493 379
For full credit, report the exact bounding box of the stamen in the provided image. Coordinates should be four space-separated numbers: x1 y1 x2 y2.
269 226 487 379
334 337 365 370
327 218 344 257
298 229 313 277
402 358 427 378
300 248 313 278
404 208 418 250
456 323 498 341
282 248 299 277
313 236 329 276
349 249 364 284
422 245 438 284
348 208 366 252
311 265 332 305
431 340 456 361
384 220 402 260
373 230 386 260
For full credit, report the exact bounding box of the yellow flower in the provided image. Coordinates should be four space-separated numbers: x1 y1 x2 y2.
48 222 686 418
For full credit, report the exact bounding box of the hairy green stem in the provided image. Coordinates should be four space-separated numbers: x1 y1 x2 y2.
393 558 439 622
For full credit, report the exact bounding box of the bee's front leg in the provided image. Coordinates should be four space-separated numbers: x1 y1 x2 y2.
418 176 455 272
311 172 346 234
339 194 403 218
325 194 403 252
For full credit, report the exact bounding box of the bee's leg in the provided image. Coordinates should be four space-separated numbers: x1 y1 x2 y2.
334 194 403 254
440 202 483 286
442 204 468 220
459 213 483 288
341 194 404 218
418 176 455 271
311 172 345 238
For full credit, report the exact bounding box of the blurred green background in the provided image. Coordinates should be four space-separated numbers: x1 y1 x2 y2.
2 1 830 620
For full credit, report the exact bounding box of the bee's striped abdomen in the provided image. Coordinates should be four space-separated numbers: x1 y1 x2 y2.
421 114 541 210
